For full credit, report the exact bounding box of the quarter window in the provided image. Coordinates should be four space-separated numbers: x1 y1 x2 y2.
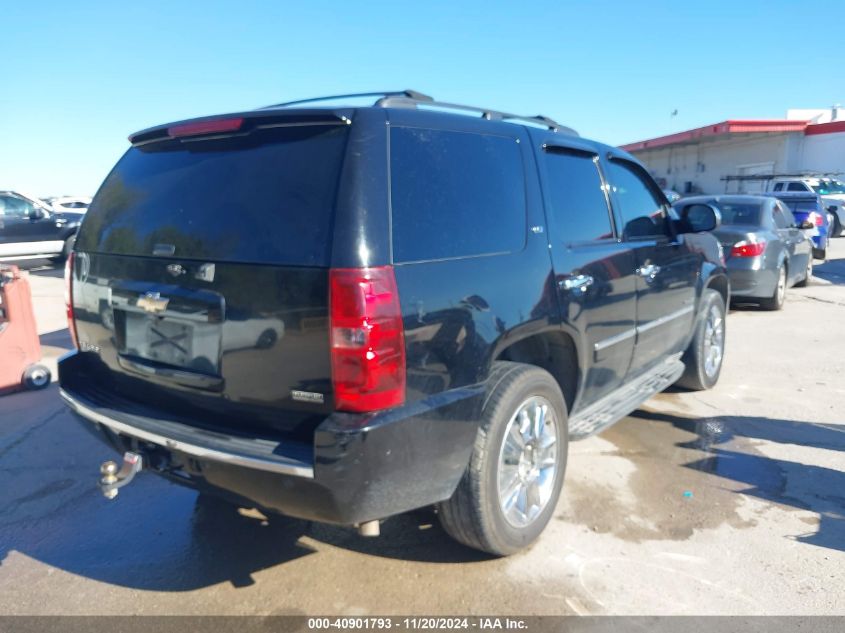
606 159 672 239
390 127 526 263
542 148 614 243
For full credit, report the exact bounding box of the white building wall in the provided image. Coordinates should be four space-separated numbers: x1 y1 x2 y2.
799 132 845 174
634 134 793 195
787 108 844 123
783 134 805 172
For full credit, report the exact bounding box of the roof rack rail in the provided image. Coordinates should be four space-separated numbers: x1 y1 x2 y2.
260 90 577 135
260 90 434 110
378 95 575 134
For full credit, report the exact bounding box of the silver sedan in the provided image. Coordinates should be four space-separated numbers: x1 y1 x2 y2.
675 195 813 310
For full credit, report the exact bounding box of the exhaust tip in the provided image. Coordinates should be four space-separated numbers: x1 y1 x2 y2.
357 520 380 537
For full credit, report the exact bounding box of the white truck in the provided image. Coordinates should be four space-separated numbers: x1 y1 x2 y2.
766 176 845 237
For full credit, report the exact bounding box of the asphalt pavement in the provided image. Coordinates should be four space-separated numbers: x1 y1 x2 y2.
1 244 843 615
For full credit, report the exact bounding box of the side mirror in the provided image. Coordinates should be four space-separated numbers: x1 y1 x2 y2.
828 205 838 213
26 207 48 220
678 203 720 233
800 220 814 230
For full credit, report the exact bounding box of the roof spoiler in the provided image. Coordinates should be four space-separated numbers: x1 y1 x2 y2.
128 110 351 146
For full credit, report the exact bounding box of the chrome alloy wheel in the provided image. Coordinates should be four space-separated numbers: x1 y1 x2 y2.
497 396 559 528
776 267 786 305
703 304 724 378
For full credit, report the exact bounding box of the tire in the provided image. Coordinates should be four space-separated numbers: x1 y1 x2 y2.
437 362 568 556
794 255 812 288
676 289 726 391
759 265 787 311
49 235 76 264
99 301 115 330
255 328 278 349
22 364 51 390
812 247 826 261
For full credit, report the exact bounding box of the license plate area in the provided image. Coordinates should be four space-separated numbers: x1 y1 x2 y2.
110 282 225 377
121 313 221 375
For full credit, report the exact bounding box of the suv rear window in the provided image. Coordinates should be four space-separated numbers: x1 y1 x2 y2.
77 125 349 265
389 127 525 263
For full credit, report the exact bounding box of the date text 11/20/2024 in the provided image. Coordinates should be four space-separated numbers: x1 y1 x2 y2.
307 618 528 630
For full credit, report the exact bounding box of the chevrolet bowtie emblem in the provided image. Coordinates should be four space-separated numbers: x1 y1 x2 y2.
137 292 169 314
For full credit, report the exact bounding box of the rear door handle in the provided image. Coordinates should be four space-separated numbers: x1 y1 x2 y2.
559 274 594 292
637 264 661 279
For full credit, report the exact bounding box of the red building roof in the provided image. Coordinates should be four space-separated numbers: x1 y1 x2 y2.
805 120 845 136
619 119 843 152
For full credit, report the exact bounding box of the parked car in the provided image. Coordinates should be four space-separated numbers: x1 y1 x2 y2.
766 191 830 260
0 191 81 261
675 195 812 310
58 90 729 556
662 189 681 203
48 196 91 214
766 176 845 237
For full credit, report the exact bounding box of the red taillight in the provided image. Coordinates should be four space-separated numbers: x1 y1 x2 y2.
168 117 244 138
329 266 405 413
808 212 824 227
64 252 78 349
730 240 767 258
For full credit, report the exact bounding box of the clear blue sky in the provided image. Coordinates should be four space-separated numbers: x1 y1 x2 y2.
2 0 842 196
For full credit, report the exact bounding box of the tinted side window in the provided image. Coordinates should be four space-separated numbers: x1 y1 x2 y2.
606 159 671 239
772 183 784 191
542 149 613 243
787 182 808 192
390 127 525 263
0 196 30 219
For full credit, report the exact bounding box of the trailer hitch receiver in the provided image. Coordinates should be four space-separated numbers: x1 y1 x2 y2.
99 451 143 499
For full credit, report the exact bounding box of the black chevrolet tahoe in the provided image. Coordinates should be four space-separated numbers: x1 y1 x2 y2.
58 90 729 555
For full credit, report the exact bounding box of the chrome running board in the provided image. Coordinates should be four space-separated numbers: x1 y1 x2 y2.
569 354 684 440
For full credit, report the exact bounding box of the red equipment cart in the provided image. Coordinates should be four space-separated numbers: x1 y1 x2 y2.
0 265 51 392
